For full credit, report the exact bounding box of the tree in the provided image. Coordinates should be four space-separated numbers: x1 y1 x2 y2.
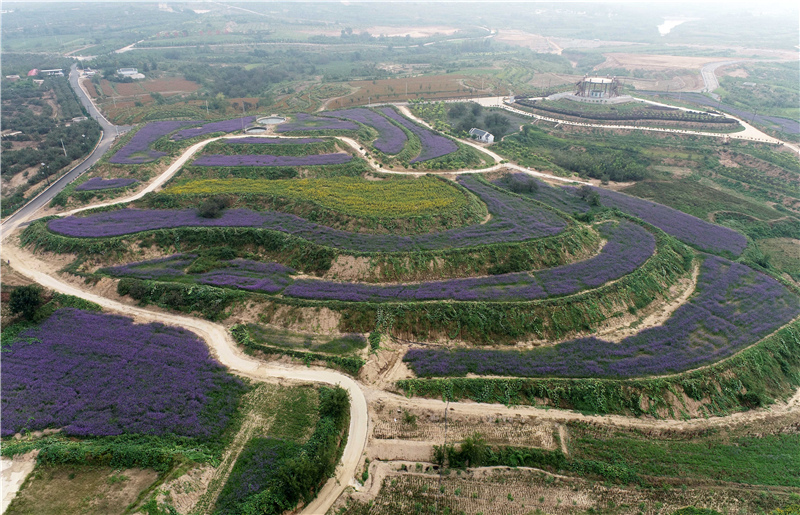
198 196 229 218
9 284 43 320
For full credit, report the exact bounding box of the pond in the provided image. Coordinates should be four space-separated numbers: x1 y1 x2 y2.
257 116 286 125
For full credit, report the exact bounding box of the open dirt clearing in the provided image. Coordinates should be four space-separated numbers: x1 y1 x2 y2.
4 463 158 515
338 464 793 514
596 53 723 71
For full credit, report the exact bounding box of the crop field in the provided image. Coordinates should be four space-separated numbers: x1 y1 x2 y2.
99 220 649 302
494 172 748 257
277 113 360 133
321 108 408 154
46 176 568 252
75 177 138 191
326 75 474 109
109 120 199 164
164 176 472 219
403 255 800 378
192 152 354 167
1 307 244 438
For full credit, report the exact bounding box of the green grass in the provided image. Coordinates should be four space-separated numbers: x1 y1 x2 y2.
246 324 367 356
759 238 800 281
263 385 319 442
569 424 800 488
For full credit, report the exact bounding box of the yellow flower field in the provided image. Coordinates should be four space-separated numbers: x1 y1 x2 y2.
164 176 470 218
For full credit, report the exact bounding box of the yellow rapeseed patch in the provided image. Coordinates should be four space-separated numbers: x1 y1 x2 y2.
164 176 468 219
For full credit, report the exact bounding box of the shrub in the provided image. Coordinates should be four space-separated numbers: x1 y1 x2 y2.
8 285 43 320
198 195 230 218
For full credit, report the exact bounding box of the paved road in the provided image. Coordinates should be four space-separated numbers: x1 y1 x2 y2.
0 64 130 234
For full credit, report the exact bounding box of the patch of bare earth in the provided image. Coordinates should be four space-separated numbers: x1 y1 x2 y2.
336 466 793 514
324 255 374 281
598 261 699 343
4 464 158 515
370 400 558 450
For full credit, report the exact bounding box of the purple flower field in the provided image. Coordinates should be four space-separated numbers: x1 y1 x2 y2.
196 259 295 294
1 308 244 438
192 153 352 167
276 113 358 133
379 107 457 162
591 188 747 257
103 253 196 280
320 108 407 154
493 173 747 257
224 137 324 145
48 176 567 252
171 117 257 140
404 256 800 378
110 121 198 164
283 221 653 302
76 177 138 191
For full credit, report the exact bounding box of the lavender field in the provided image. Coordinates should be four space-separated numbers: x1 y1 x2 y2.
224 137 324 145
321 108 408 154
48 176 567 252
593 187 748 257
283 221 653 302
192 153 352 167
196 260 295 294
110 120 198 164
276 113 359 132
103 253 196 280
1 308 244 438
404 256 800 378
76 177 138 191
493 174 747 257
171 116 257 140
379 107 457 162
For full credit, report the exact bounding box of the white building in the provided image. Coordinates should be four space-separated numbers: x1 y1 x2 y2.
117 68 145 80
40 69 64 77
469 128 494 144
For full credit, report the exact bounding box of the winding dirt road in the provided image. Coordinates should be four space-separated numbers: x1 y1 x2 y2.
1 240 368 515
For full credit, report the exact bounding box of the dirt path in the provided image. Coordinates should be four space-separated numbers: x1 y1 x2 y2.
196 414 268 514
1 451 38 514
1 237 369 515
369 380 800 434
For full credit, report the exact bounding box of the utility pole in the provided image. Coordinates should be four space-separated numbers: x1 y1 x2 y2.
206 100 209 115
60 139 67 157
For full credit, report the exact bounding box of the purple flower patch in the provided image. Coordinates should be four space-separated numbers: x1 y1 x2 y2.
1 308 244 438
493 174 747 257
283 221 653 302
192 153 352 167
110 121 199 164
320 108 407 154
48 176 568 252
76 177 138 191
102 253 196 280
224 137 324 145
591 187 748 257
276 113 358 133
379 107 457 162
171 117 257 141
404 256 800 378
196 260 295 294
